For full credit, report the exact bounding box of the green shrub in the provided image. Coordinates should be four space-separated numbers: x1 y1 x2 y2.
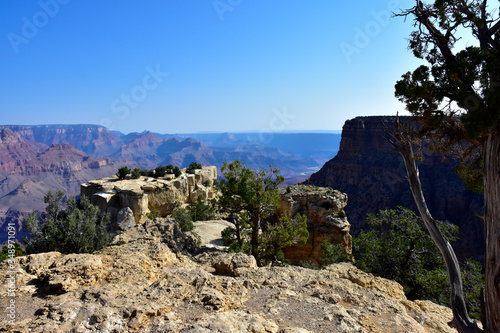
320 240 351 265
187 195 215 222
172 207 194 231
23 190 111 254
131 168 142 179
165 164 181 178
0 242 26 262
154 165 168 178
221 226 236 246
186 162 202 174
117 166 131 180
258 213 309 266
353 207 483 319
146 210 160 220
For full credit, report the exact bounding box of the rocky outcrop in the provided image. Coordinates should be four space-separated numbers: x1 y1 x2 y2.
81 166 217 225
0 218 459 332
308 116 484 262
278 185 351 265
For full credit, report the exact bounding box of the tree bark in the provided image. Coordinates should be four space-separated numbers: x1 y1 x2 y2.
483 124 500 331
250 209 260 259
386 121 482 333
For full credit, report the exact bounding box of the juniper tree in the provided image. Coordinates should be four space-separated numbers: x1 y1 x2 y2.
393 1 500 330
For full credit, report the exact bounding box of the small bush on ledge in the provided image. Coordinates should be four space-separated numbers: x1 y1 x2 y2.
186 162 202 174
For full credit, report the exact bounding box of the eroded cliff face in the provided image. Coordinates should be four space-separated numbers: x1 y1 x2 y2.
278 185 351 265
81 166 217 225
1 124 123 157
0 217 458 333
308 116 484 261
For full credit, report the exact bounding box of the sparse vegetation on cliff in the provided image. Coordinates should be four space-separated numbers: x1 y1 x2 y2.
352 207 483 319
116 164 182 179
116 166 131 180
22 190 111 254
215 160 309 266
186 161 203 174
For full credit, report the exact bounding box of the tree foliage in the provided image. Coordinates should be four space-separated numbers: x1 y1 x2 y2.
395 2 500 330
258 213 309 265
0 242 26 262
22 190 111 254
320 241 351 265
116 166 131 180
187 195 215 222
215 160 307 265
394 0 500 190
171 207 194 232
141 164 182 178
186 162 203 174
353 207 483 319
171 196 215 232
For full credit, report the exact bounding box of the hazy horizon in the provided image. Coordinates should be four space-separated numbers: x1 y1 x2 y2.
2 1 418 134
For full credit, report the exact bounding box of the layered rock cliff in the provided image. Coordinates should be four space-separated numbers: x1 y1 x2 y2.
1 124 123 157
0 217 458 333
308 116 484 261
81 166 217 226
0 129 40 173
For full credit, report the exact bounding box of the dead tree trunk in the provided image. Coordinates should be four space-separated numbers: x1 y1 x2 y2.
385 119 482 333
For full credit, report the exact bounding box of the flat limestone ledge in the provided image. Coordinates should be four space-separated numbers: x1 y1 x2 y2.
190 220 233 249
80 166 217 225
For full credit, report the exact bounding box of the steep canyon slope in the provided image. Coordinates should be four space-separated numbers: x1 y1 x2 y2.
308 116 484 261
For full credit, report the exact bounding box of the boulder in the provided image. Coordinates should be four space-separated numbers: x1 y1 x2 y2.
212 252 258 277
115 207 135 230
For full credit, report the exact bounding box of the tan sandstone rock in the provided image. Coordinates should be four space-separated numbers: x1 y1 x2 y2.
279 185 352 264
80 166 217 225
0 218 460 333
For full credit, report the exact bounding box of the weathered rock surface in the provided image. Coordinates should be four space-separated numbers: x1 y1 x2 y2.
278 185 351 265
191 219 234 249
0 218 459 333
308 116 484 261
81 166 217 225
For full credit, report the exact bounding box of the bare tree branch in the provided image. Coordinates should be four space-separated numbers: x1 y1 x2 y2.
384 117 483 333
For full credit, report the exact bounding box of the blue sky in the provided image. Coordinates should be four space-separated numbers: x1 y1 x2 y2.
1 0 421 134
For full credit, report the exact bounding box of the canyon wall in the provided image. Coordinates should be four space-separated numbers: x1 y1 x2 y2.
308 116 484 261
